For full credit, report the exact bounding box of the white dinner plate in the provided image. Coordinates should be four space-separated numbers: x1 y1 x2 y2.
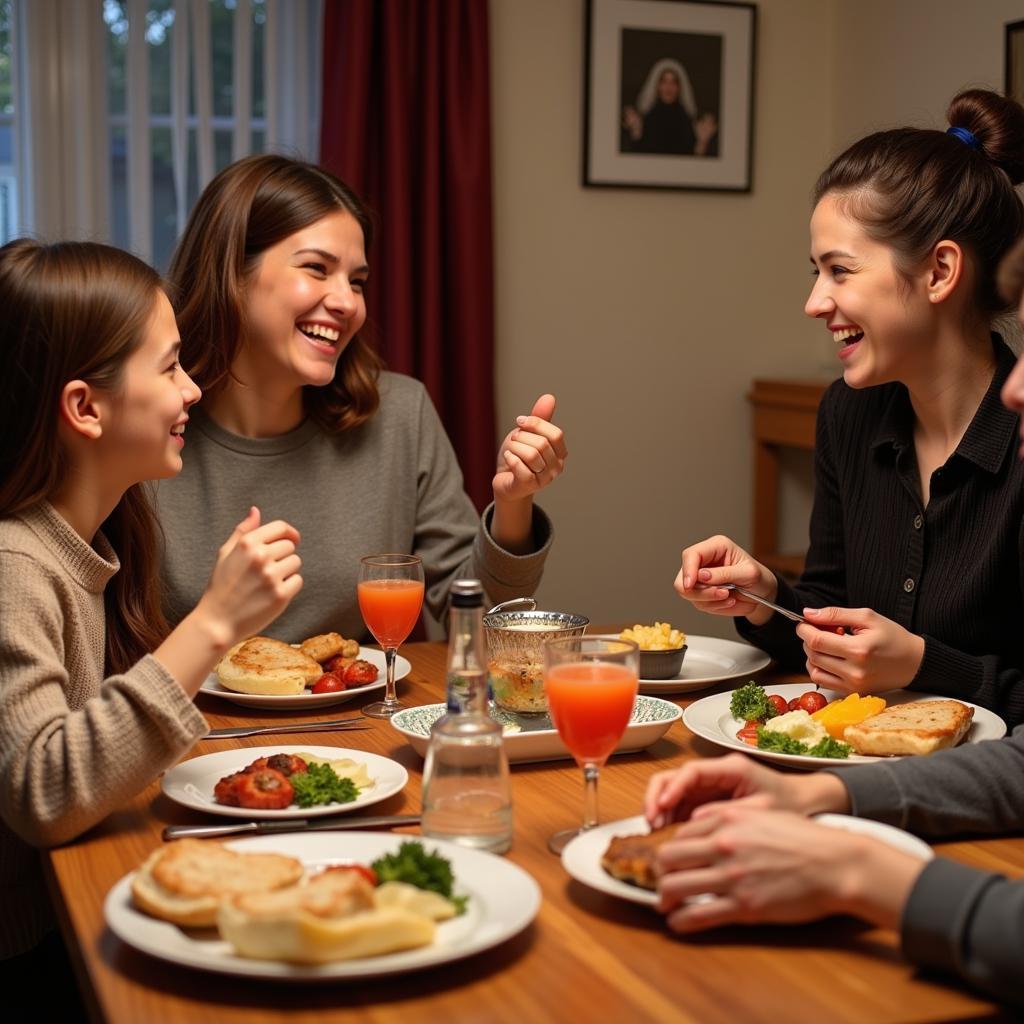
561 813 934 907
632 635 770 695
160 745 407 820
104 832 541 981
682 684 1006 769
391 695 681 764
199 647 411 710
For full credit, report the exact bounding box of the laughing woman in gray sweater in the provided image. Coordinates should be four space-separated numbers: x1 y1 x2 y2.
155 154 567 645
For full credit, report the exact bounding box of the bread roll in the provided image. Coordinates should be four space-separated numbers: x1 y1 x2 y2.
130 839 304 927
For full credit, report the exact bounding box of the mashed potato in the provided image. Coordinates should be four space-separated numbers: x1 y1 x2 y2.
762 710 828 746
620 622 686 651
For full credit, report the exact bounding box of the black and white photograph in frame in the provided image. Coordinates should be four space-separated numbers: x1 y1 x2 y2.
583 0 757 191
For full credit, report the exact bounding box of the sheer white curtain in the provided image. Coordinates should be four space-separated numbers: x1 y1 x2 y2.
13 0 322 266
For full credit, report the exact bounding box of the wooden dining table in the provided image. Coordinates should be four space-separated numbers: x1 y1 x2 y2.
45 641 1024 1024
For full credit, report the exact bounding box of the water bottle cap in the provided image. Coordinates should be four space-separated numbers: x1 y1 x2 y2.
451 579 484 607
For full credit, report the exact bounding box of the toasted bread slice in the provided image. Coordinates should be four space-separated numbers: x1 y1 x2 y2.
131 839 303 927
601 824 680 890
844 699 974 756
218 870 436 963
215 636 322 696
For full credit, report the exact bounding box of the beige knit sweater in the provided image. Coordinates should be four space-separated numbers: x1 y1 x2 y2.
0 503 208 958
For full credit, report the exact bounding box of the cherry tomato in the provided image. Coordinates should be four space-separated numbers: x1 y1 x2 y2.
787 696 801 712
342 659 380 685
798 691 827 714
325 863 378 887
736 722 760 746
766 694 788 716
311 672 346 694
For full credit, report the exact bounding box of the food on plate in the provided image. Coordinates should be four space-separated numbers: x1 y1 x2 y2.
130 838 304 927
729 680 781 724
843 699 974 756
214 632 377 697
619 622 686 651
130 839 466 964
299 632 358 662
600 824 680 890
213 752 369 810
214 767 296 809
729 682 851 758
371 840 469 913
756 711 852 758
811 692 887 740
342 659 380 685
311 672 346 694
215 637 323 696
217 868 441 964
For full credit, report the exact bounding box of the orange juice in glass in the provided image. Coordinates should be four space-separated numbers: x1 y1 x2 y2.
358 554 424 718
543 637 638 853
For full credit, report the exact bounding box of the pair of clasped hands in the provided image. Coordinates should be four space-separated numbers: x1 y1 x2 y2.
675 535 926 694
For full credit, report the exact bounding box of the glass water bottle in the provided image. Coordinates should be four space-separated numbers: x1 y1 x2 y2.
421 580 513 853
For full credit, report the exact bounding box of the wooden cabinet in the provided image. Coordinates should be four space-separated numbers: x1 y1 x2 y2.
747 379 830 579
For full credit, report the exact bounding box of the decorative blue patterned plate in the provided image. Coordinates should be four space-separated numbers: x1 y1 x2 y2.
391 696 681 764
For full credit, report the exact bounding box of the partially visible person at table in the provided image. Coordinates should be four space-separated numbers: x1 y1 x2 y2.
641 234 1024 1009
157 154 567 642
674 89 1024 725
0 241 302 1007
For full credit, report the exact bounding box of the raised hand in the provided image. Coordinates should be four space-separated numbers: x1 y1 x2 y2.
492 393 567 503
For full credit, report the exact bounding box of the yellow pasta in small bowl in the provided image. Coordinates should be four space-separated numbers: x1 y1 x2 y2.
619 623 687 679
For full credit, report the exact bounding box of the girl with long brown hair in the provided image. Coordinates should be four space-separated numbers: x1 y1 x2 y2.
156 154 566 649
675 89 1024 725
0 240 302 982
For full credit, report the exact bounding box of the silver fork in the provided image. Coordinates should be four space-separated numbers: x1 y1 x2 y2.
203 718 369 740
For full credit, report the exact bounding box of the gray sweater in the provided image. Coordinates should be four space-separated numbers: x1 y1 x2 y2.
835 729 1024 1005
154 372 553 640
0 504 207 958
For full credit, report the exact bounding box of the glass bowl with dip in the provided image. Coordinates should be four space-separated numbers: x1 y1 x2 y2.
484 599 589 715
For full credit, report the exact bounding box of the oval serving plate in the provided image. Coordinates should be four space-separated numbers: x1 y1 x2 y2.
391 695 681 764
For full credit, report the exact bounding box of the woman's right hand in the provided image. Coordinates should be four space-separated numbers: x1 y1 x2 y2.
195 506 303 646
674 534 777 625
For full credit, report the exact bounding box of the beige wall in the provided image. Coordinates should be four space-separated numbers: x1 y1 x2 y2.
490 0 837 636
489 0 1022 636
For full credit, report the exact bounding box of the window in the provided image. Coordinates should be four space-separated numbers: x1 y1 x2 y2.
10 0 321 269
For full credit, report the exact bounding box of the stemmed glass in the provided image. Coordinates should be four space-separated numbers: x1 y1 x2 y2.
543 636 639 853
357 554 425 719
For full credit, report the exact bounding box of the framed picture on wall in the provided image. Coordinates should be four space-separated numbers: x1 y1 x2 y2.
1006 19 1024 105
582 0 757 192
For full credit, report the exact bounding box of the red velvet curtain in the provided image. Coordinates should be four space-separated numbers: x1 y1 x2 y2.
319 0 496 511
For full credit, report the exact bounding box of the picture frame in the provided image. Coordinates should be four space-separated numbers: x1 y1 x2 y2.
582 0 757 192
1006 19 1024 106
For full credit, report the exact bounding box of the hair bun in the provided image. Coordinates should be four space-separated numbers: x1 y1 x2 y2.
947 88 1024 185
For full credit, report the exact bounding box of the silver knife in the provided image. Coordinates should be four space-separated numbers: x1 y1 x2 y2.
163 813 421 841
204 718 368 739
722 583 806 623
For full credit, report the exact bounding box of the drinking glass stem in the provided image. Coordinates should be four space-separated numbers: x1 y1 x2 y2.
581 763 600 831
383 646 398 706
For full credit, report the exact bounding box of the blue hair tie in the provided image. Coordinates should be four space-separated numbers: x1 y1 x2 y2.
947 125 981 150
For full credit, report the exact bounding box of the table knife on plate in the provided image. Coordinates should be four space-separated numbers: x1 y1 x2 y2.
163 813 421 841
